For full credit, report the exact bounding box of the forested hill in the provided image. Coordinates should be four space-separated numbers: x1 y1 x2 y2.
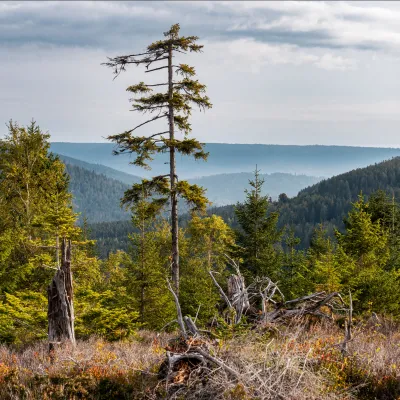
51 142 400 178
192 172 321 205
58 154 141 185
69 154 400 253
85 156 400 255
63 158 321 222
205 156 400 248
277 156 400 245
65 164 130 222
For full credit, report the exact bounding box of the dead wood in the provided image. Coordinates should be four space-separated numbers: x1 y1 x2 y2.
184 316 200 336
341 291 353 355
47 239 75 354
261 291 347 323
228 274 250 323
167 279 187 339
162 253 352 392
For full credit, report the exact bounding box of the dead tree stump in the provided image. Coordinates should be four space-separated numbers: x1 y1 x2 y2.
227 274 249 323
48 238 75 354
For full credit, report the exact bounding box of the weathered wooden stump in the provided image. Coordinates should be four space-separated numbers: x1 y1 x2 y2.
227 274 249 323
48 238 75 355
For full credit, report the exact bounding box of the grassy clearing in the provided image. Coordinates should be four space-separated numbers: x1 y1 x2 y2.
0 319 399 399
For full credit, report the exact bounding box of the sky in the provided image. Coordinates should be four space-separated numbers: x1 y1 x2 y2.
1 1 400 147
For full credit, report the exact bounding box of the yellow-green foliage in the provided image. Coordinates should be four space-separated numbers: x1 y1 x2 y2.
336 196 400 314
75 290 141 342
0 121 128 345
181 214 236 324
0 291 47 345
126 216 176 330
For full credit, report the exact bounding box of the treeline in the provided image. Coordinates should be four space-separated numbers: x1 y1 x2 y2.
278 156 400 246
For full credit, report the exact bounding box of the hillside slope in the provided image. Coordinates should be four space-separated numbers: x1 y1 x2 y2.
58 154 141 185
277 156 400 245
88 156 400 255
206 156 400 247
51 142 400 178
65 164 130 222
63 158 322 222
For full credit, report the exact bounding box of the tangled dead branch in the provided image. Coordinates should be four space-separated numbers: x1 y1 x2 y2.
160 255 353 394
216 256 349 326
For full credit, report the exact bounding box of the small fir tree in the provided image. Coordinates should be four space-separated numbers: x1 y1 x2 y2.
235 167 283 279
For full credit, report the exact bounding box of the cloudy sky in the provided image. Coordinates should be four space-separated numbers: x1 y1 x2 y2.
1 1 400 146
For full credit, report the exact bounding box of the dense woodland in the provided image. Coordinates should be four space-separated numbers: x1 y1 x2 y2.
1 23 400 400
1 121 400 342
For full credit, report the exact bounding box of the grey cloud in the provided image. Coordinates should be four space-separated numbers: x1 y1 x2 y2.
1 1 400 148
219 29 344 50
1 1 399 54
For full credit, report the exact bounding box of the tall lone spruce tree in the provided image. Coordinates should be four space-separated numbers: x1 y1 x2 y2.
103 24 211 295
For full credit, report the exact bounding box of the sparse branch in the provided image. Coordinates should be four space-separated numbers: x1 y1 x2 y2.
208 270 232 308
145 65 177 73
285 292 326 306
125 114 168 133
167 278 187 338
195 347 241 380
119 57 168 66
132 105 169 112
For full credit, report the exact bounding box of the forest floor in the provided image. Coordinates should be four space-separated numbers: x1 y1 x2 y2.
0 318 399 399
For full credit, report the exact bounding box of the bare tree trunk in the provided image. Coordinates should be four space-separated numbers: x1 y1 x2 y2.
140 218 145 322
48 238 75 353
168 42 179 296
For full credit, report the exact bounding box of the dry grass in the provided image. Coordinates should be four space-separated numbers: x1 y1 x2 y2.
0 320 399 399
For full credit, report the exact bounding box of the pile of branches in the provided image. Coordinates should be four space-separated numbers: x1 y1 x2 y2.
159 256 353 393
211 256 349 325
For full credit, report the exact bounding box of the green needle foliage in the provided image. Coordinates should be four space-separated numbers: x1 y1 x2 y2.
103 23 212 295
235 167 283 279
127 200 175 330
280 228 309 298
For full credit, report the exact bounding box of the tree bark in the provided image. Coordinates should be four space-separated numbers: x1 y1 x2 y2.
168 41 179 296
48 238 76 352
227 274 249 324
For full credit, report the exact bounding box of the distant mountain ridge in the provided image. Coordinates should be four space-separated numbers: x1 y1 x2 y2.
57 154 142 185
203 156 400 248
87 156 400 257
192 172 321 205
61 155 322 223
51 142 400 179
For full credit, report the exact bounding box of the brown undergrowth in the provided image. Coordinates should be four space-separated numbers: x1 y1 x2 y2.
0 319 399 399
